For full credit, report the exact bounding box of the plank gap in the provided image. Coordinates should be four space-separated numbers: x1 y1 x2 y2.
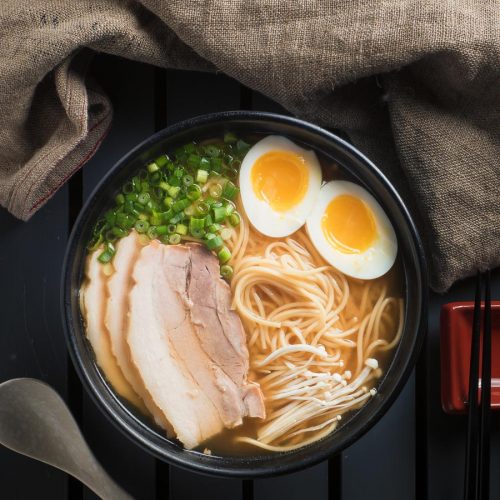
328 454 342 500
242 479 254 500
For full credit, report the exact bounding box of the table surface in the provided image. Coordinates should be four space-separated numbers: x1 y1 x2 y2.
1 54 499 500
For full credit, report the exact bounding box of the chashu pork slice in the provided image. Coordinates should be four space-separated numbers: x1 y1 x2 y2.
128 241 224 448
105 232 172 434
128 242 265 449
188 245 266 419
81 250 144 410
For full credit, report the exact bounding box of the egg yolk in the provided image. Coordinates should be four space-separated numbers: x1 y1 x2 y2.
321 194 377 254
251 151 309 212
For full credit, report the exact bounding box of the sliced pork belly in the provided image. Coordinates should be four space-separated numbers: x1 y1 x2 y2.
128 242 265 449
81 250 144 410
189 245 266 418
127 242 223 448
105 233 172 433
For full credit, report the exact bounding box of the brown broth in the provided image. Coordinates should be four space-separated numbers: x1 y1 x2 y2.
85 136 405 457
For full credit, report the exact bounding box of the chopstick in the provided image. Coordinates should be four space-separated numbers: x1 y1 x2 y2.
464 271 492 500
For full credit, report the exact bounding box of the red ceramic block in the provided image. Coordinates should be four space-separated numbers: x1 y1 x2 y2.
440 301 500 414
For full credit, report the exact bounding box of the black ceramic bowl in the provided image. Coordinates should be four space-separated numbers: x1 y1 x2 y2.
62 111 427 478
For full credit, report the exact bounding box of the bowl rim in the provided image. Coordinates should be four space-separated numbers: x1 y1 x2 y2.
61 110 428 478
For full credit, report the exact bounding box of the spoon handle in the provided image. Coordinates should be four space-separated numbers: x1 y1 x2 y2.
76 460 133 500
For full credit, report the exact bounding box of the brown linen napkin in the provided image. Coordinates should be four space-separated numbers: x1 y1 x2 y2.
0 1 499 292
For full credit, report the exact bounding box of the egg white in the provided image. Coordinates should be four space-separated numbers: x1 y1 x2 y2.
239 136 322 237
306 181 398 280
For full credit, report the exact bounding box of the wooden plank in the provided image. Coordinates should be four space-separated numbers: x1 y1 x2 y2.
251 90 332 500
164 69 244 500
342 374 415 499
79 54 157 500
426 269 500 500
0 187 69 499
255 464 329 500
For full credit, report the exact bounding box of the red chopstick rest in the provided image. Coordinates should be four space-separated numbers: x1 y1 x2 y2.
440 301 500 414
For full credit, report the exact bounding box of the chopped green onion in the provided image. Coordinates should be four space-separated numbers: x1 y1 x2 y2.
187 154 201 168
105 230 117 242
174 168 184 178
205 145 220 157
212 206 226 223
150 213 162 226
132 176 141 192
196 169 209 184
169 212 184 224
195 201 210 216
156 225 168 235
169 233 181 245
183 143 196 154
218 246 232 264
205 233 217 240
184 204 196 216
199 157 210 169
236 139 250 153
222 180 239 200
160 209 174 223
125 193 138 203
190 227 205 238
88 233 103 251
190 217 205 231
112 227 128 238
98 249 114 263
138 213 148 221
167 224 177 234
105 210 116 226
206 235 223 250
138 192 151 205
123 182 134 194
147 162 159 173
208 223 221 233
163 196 173 208
210 158 223 172
229 212 240 226
224 132 237 144
116 213 135 230
225 202 235 215
138 169 149 181
147 226 158 239
98 243 115 263
220 227 233 241
154 155 169 168
183 175 194 187
187 184 202 201
205 213 213 227
159 181 170 191
176 223 188 235
173 198 190 213
115 193 125 205
220 264 233 279
209 183 223 198
167 185 181 198
135 220 150 233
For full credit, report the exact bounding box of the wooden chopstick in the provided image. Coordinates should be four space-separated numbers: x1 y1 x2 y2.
464 271 492 500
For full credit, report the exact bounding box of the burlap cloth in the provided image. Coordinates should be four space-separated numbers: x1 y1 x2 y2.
0 1 498 291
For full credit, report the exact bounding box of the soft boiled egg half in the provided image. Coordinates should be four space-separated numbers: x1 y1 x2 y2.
306 181 397 279
239 136 322 237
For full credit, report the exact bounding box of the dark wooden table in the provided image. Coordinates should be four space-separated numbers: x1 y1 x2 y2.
1 54 499 500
